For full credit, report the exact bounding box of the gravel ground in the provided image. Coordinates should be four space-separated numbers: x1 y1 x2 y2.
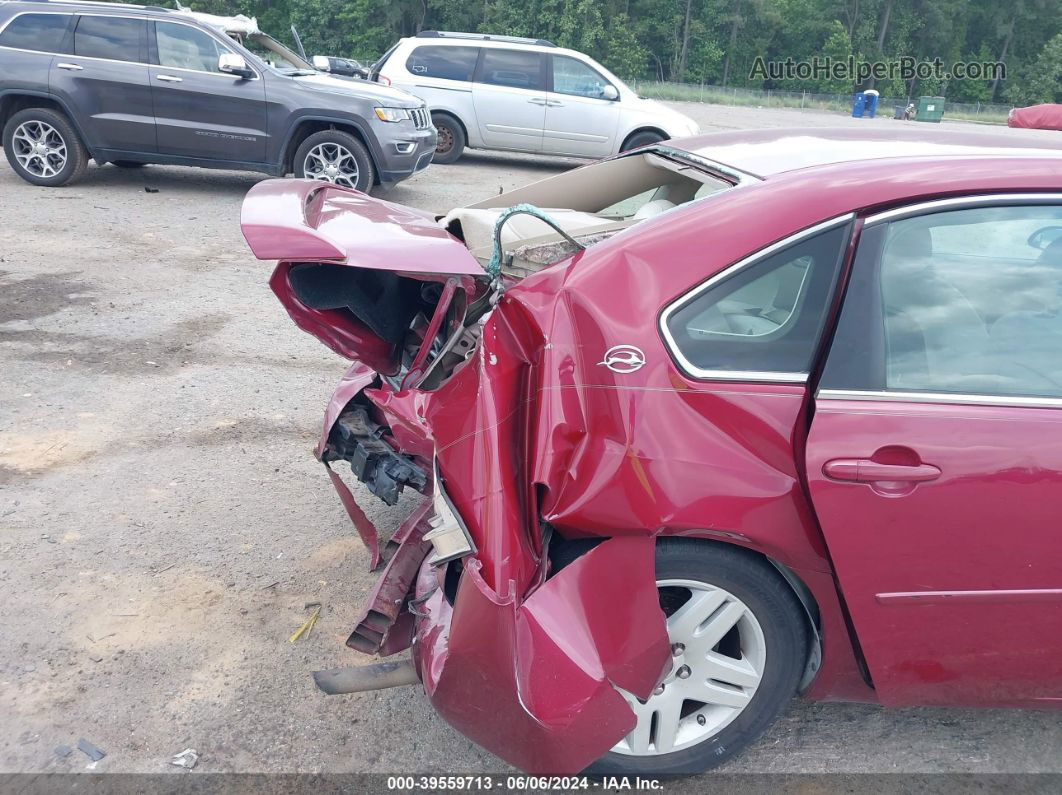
2 101 1061 782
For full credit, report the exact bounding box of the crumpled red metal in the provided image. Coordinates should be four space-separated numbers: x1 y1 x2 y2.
414 536 671 774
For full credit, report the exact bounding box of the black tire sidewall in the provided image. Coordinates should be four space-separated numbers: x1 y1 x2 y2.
588 540 808 776
293 130 374 192
622 131 666 152
3 108 87 187
431 114 465 164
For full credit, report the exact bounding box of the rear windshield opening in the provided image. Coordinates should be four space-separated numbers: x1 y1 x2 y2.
440 151 734 277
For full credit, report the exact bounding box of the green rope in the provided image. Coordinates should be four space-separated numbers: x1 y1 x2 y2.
485 203 585 280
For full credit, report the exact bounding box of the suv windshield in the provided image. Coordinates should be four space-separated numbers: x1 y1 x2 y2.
229 31 314 75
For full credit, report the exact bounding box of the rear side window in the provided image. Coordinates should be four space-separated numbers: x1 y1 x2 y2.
74 15 143 63
405 45 478 81
478 48 543 90
663 223 850 378
0 13 71 53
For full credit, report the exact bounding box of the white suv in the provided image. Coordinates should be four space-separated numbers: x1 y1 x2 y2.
372 31 700 163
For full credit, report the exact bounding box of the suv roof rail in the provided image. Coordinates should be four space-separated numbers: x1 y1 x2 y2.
416 30 556 48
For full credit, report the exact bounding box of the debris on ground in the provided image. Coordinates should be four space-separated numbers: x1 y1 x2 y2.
144 186 159 193
288 602 322 643
77 738 106 762
54 745 73 758
170 748 199 769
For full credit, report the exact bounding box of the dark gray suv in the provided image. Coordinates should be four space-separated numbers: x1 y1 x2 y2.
0 0 436 189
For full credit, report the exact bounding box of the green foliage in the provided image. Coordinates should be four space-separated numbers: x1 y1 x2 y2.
819 20 854 93
151 0 1060 104
1020 33 1062 104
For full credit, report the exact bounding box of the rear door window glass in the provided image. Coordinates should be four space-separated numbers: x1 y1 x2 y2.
406 45 478 81
0 13 71 53
823 204 1062 397
74 15 143 62
478 48 543 90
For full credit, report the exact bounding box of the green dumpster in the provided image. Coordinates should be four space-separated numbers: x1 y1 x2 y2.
915 96 945 122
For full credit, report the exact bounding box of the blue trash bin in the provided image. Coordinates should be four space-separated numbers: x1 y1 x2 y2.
851 92 867 118
864 90 880 118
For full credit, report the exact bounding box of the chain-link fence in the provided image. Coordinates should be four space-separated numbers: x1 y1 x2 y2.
627 80 1012 124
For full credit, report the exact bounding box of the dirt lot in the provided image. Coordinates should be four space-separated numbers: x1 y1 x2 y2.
2 102 1062 781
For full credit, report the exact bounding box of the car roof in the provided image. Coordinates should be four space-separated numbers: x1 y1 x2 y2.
676 127 1062 180
398 32 588 61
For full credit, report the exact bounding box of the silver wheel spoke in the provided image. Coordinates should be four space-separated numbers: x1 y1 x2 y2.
651 695 683 753
690 678 754 710
688 599 746 654
703 650 761 689
623 698 653 754
666 587 727 640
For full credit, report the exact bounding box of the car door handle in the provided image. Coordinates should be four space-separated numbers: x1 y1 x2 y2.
823 459 942 483
546 99 563 106
56 62 83 71
156 74 183 83
527 97 547 105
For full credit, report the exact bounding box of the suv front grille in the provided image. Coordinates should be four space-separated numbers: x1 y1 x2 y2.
411 107 430 129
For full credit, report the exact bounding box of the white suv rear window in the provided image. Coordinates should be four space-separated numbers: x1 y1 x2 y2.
405 45 478 81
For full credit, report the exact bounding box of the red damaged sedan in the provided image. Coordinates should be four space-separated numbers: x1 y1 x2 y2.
242 127 1062 775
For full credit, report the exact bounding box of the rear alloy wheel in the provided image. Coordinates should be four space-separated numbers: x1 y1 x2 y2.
431 113 465 164
591 540 808 775
614 579 767 755
3 108 88 187
294 130 374 192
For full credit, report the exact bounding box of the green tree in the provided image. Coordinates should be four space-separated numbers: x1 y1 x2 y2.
132 0 1062 99
1008 32 1062 104
819 20 854 92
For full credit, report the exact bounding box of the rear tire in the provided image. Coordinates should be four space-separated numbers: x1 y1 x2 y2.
293 129 375 192
589 539 808 776
3 108 88 187
621 130 666 152
431 113 465 164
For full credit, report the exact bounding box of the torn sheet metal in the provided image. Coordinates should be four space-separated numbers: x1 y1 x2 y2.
346 497 433 655
414 536 671 774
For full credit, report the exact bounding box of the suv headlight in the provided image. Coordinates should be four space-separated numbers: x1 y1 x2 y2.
374 106 411 123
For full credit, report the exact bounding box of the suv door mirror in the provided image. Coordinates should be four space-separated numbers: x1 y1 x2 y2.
601 84 619 101
312 55 331 72
219 53 254 79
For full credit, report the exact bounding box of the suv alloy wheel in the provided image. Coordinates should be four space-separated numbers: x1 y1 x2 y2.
294 130 375 192
3 108 88 187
